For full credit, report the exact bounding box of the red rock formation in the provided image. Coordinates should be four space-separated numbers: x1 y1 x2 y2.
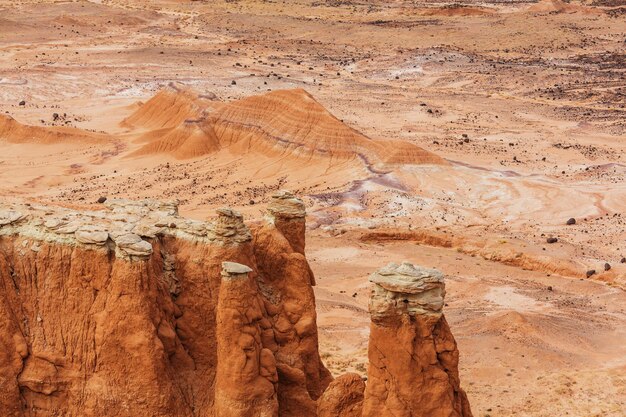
317 373 365 417
0 197 473 417
362 262 473 417
0 113 110 145
251 190 333 417
0 193 330 416
128 88 447 168
215 262 278 417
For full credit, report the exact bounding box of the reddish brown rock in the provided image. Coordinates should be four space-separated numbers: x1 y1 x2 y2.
362 262 473 417
266 190 307 254
0 195 330 416
215 262 278 417
0 196 475 417
252 191 332 417
317 373 365 417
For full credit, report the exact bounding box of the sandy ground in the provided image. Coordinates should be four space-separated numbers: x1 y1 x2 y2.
1 1 625 416
309 232 626 416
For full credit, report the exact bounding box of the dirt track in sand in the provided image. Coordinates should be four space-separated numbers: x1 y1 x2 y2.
1 1 625 416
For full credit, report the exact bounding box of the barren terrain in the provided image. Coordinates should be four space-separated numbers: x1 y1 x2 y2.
1 0 625 416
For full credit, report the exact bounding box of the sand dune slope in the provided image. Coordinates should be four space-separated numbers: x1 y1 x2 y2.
131 88 446 167
121 85 205 130
0 114 109 145
130 121 221 159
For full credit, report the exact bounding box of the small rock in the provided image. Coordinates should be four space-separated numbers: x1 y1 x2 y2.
113 233 153 257
586 270 596 278
546 237 558 244
547 286 553 291
221 261 252 277
0 210 26 226
97 196 107 204
19 100 25 106
566 218 576 225
75 227 109 245
604 263 611 271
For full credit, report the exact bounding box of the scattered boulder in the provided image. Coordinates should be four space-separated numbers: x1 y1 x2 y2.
586 269 596 278
546 237 558 244
97 196 107 204
566 218 576 225
604 263 611 271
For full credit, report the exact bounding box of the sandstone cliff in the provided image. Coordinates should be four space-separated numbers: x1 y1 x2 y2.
0 193 329 416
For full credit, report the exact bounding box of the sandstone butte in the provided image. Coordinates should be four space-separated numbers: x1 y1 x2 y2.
0 191 471 417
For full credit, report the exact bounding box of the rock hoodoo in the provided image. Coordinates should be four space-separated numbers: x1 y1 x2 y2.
266 189 307 254
215 262 278 417
252 191 332 416
362 262 473 417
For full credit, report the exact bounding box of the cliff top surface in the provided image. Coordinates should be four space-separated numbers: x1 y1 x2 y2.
0 194 306 258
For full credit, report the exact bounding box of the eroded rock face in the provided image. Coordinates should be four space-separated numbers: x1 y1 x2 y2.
362 262 473 417
317 373 365 417
252 191 332 416
215 262 278 417
0 195 473 417
369 262 446 318
0 192 330 416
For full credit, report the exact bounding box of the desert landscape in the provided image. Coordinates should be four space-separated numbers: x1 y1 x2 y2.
0 0 625 416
